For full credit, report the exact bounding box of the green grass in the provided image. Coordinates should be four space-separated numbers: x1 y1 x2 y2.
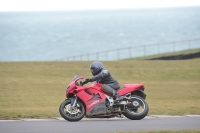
126 48 200 60
108 130 200 133
0 59 200 119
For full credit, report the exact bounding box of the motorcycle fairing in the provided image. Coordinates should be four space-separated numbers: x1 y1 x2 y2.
75 85 107 115
117 84 144 96
86 101 107 116
66 76 84 97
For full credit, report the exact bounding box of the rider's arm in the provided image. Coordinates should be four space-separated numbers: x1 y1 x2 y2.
90 69 109 82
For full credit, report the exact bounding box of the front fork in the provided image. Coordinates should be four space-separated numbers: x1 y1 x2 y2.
67 96 77 109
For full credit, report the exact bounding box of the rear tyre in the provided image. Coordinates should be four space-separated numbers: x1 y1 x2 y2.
122 95 148 120
59 99 85 121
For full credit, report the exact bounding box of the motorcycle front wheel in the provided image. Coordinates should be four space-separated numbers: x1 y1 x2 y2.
122 95 148 120
59 99 85 121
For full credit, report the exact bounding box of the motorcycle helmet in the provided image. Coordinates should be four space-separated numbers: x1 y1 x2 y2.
90 61 104 76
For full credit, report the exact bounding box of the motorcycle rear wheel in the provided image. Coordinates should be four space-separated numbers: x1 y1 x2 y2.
122 95 148 120
59 99 85 121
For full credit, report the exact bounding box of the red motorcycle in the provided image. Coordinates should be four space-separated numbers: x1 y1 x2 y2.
59 75 148 121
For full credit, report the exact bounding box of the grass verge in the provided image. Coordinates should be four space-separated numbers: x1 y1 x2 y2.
0 59 200 119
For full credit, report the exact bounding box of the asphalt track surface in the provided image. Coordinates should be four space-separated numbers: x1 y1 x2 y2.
0 115 200 133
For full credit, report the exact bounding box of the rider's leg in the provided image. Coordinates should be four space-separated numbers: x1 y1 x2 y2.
102 84 123 102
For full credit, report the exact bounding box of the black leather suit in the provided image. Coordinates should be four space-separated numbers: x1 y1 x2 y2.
90 68 120 96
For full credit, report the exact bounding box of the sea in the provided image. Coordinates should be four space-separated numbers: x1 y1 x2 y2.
0 6 200 61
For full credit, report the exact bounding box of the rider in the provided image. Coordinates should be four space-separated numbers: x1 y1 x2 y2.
85 61 123 102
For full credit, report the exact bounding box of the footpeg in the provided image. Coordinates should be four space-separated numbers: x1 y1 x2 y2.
124 93 131 99
115 101 127 105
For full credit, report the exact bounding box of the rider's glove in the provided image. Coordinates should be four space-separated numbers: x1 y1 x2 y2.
85 78 92 82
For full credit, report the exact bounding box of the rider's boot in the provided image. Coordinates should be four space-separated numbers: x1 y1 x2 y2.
114 92 123 103
102 84 123 102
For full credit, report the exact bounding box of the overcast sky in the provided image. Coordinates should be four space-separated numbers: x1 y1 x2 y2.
0 0 200 11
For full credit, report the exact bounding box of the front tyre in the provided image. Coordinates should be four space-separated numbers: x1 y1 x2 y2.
59 99 85 121
123 95 148 120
